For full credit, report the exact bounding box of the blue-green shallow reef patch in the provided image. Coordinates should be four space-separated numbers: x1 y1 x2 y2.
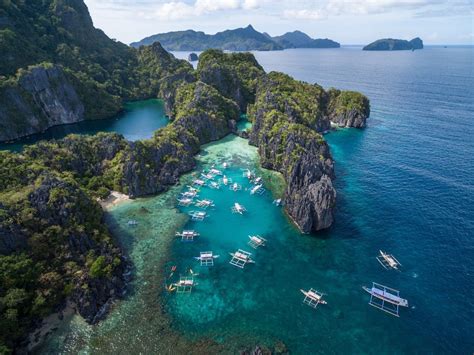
0 99 169 152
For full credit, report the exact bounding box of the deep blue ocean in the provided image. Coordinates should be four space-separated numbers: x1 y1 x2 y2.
36 46 474 354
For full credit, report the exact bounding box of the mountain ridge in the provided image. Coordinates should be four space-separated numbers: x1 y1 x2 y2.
130 25 340 51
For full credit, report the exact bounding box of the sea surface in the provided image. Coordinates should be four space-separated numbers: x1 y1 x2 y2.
39 46 474 353
0 99 168 151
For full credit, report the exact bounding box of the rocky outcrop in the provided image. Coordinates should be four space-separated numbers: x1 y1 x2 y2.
188 53 198 62
363 37 424 51
250 114 336 233
0 204 28 254
158 71 196 117
0 64 85 141
122 81 239 197
197 49 265 112
19 80 239 200
327 89 370 128
247 71 367 232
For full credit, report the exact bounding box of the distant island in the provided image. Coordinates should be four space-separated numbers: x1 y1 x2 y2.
130 25 340 51
363 37 423 51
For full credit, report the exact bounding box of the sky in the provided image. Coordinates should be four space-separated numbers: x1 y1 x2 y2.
83 0 474 45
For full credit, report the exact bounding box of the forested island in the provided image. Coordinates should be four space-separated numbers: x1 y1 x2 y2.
130 25 340 51
363 37 423 51
0 0 368 352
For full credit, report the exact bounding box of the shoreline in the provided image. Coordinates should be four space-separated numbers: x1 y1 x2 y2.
26 301 76 353
99 191 130 209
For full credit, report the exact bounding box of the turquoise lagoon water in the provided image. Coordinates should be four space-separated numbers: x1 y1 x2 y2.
40 47 474 353
0 99 168 151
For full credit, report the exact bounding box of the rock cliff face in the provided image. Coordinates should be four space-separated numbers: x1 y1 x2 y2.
327 89 371 128
197 50 265 112
122 81 239 197
249 78 337 233
0 64 85 141
19 81 239 199
0 0 192 142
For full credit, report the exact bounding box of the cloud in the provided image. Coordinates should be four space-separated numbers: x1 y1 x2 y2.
282 0 472 20
150 0 261 20
283 9 327 20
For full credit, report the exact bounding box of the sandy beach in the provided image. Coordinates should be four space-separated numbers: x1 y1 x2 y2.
99 191 130 209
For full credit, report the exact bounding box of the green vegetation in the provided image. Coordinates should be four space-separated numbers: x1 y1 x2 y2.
250 71 327 128
131 25 282 51
363 37 423 51
0 168 123 352
130 25 340 51
0 0 192 140
197 49 265 110
327 89 371 117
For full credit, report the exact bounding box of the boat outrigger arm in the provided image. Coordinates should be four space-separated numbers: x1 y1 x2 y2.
376 250 402 270
363 282 408 317
301 288 327 309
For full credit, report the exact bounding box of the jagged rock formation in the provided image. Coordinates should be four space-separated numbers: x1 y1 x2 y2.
363 37 424 51
248 72 334 231
0 168 128 350
11 81 238 199
197 49 265 112
0 64 121 141
247 72 369 232
327 89 371 128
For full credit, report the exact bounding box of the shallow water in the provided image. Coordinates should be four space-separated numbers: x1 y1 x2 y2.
40 47 474 353
0 99 168 151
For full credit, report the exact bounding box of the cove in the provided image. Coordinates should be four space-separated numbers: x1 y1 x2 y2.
0 99 168 152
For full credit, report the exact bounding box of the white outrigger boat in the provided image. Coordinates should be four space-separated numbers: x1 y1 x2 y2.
193 179 206 187
195 199 214 209
223 162 229 169
253 177 262 184
243 169 255 180
250 184 265 195
376 250 402 270
231 202 246 214
127 220 138 226
176 230 200 241
181 190 198 198
301 288 327 308
177 197 193 206
194 251 220 266
248 235 267 249
209 181 221 189
229 249 255 268
230 182 242 192
363 282 408 317
173 276 195 293
189 211 207 221
201 173 214 180
209 168 223 176
220 175 232 186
